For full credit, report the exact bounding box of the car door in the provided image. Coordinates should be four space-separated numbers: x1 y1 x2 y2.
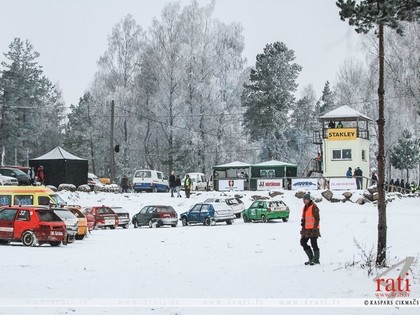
0 209 18 239
248 201 259 219
142 207 155 225
136 207 148 226
199 204 210 222
257 201 266 217
13 209 31 239
188 204 202 223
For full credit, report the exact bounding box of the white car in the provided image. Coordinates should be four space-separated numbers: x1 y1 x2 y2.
87 173 105 191
111 206 130 229
52 208 78 244
203 197 245 218
182 172 207 191
0 174 19 186
132 169 169 192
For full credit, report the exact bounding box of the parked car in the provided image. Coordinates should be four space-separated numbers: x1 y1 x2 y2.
52 208 78 244
81 209 95 232
83 206 119 229
203 197 245 218
181 173 207 191
242 199 290 223
0 167 30 185
111 206 130 229
180 202 235 226
87 173 106 191
68 207 88 240
132 205 177 228
132 170 169 192
0 174 19 186
0 206 67 246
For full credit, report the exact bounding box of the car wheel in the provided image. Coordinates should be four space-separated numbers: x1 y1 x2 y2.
181 217 188 226
226 219 233 225
282 218 288 222
171 224 177 228
110 225 116 230
22 231 36 246
204 217 211 226
261 215 267 223
0 239 10 245
132 219 138 228
148 220 154 228
235 213 241 219
243 214 249 223
75 234 85 240
123 224 129 229
49 241 61 247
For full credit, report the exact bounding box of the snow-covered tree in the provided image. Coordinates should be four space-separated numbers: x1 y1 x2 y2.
0 38 64 164
390 129 420 182
242 42 302 161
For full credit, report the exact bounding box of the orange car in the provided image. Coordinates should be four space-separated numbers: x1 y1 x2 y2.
68 207 88 240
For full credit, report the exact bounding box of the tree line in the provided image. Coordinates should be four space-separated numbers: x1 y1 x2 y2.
0 0 419 184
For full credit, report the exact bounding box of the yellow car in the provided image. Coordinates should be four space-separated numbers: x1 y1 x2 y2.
68 207 88 240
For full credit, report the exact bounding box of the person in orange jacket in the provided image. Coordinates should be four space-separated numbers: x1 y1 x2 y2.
300 193 321 265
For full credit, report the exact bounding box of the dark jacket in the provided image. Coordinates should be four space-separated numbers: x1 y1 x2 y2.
120 176 129 188
300 201 321 238
169 174 176 188
175 177 181 187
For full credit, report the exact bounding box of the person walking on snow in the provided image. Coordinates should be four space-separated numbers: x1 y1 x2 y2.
300 193 321 265
175 175 182 197
36 166 45 185
169 171 176 197
184 174 192 198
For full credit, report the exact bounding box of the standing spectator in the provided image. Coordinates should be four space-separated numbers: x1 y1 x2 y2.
336 121 344 128
36 166 45 185
300 193 321 265
169 171 176 197
27 167 36 185
315 152 322 172
175 175 182 197
184 174 192 198
346 167 352 178
354 167 363 189
394 179 400 189
328 120 336 128
400 179 405 193
120 175 129 193
371 171 378 185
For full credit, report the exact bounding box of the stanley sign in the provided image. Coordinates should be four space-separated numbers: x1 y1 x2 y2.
328 128 357 141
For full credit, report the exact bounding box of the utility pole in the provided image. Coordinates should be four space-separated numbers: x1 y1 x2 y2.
110 100 115 183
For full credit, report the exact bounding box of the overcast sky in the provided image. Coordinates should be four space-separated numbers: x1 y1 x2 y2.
0 0 363 107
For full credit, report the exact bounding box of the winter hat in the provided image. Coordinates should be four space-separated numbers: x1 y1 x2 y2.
303 193 311 201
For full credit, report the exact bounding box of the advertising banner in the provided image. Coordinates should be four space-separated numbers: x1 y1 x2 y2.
328 128 357 141
218 179 244 191
329 177 357 190
257 179 283 190
291 178 318 190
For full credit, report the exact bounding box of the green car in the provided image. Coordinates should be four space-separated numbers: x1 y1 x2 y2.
242 200 290 223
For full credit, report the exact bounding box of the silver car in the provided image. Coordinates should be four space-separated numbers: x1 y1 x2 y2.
53 208 78 244
111 206 130 229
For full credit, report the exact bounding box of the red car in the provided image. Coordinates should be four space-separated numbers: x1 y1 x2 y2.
0 206 67 246
83 206 119 229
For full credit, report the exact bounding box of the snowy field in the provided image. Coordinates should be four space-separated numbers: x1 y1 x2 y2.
0 189 419 315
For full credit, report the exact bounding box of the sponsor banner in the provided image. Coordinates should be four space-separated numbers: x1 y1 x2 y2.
218 179 244 191
328 128 357 141
257 179 283 190
330 177 357 190
291 178 318 190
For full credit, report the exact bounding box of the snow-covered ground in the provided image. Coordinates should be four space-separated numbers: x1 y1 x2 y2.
1 189 419 315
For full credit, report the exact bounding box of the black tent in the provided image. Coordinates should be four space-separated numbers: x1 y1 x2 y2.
30 146 88 188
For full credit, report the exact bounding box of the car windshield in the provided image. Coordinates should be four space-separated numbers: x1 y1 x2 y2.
10 169 27 176
157 206 175 213
70 209 84 218
134 170 151 178
226 198 241 205
53 209 77 219
50 194 67 206
37 210 62 222
268 201 284 207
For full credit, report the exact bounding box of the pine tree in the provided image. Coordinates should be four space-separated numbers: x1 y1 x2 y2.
0 38 63 164
390 129 420 182
337 0 420 267
242 42 302 160
319 81 335 114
